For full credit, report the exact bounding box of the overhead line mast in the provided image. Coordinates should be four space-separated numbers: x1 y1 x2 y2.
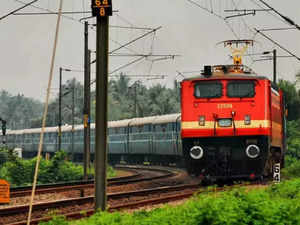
91 0 112 211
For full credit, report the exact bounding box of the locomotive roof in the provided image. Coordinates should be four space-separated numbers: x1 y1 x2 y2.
182 64 269 81
183 74 268 81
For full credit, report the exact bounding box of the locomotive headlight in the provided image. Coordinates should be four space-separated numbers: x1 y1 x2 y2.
190 146 204 159
245 145 260 159
244 115 251 125
198 116 205 126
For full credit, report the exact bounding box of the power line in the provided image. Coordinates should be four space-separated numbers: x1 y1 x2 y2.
0 0 38 21
109 53 180 57
257 0 300 30
110 74 166 78
13 11 92 15
110 26 162 54
224 9 272 19
12 0 142 56
109 56 146 75
185 0 240 39
13 0 83 23
90 27 162 64
13 10 118 16
259 27 298 32
249 0 287 24
254 28 300 61
186 0 223 19
109 25 154 31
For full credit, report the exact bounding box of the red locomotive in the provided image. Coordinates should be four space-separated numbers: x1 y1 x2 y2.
180 41 286 182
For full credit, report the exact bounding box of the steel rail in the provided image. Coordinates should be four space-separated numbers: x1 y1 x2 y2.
9 166 175 198
2 181 269 225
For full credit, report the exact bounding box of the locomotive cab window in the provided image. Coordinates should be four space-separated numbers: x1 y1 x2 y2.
194 82 223 98
227 81 255 98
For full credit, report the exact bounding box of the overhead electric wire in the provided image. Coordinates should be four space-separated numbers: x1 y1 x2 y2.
12 0 141 56
0 0 38 21
109 53 180 57
90 56 146 85
13 10 118 16
109 25 154 30
257 0 300 30
110 26 162 54
115 13 135 26
91 27 162 64
14 11 93 15
186 0 223 19
249 0 288 25
185 0 239 39
109 56 146 75
13 0 82 23
259 27 297 32
229 0 257 64
254 28 300 61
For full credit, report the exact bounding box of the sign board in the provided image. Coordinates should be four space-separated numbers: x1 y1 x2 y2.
273 163 280 183
91 0 112 17
84 114 88 128
0 179 10 204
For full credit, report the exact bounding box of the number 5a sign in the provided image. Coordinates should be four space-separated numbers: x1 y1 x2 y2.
91 0 112 17
273 163 280 183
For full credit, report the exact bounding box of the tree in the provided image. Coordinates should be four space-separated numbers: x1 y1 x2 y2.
0 91 43 129
278 80 300 121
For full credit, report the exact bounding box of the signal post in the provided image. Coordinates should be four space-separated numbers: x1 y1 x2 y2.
91 0 112 211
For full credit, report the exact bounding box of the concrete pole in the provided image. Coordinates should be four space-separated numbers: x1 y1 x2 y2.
95 15 109 211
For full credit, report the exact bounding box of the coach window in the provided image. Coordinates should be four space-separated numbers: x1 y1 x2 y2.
227 81 255 98
138 125 144 133
161 124 167 132
194 82 223 98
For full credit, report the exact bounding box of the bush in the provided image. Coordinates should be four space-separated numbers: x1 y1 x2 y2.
0 151 116 187
0 147 18 168
41 179 300 225
282 161 300 179
0 151 83 186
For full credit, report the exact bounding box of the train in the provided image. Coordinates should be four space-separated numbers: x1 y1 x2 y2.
2 62 286 183
1 41 287 183
181 63 286 182
2 114 183 165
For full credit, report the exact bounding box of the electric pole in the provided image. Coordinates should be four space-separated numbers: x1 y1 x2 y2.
83 22 91 180
134 83 137 117
92 0 112 211
58 67 71 151
58 67 62 151
273 49 277 84
71 85 74 154
0 118 6 144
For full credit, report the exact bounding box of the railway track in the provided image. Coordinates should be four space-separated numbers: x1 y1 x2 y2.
0 166 189 225
0 166 183 224
9 166 174 198
0 176 269 225
0 183 200 225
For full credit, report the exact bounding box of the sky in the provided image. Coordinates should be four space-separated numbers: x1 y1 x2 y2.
1 0 300 101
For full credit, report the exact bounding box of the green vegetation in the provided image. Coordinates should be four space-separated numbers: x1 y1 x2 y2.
40 178 300 225
0 147 18 168
0 150 116 187
0 74 180 129
278 80 300 175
